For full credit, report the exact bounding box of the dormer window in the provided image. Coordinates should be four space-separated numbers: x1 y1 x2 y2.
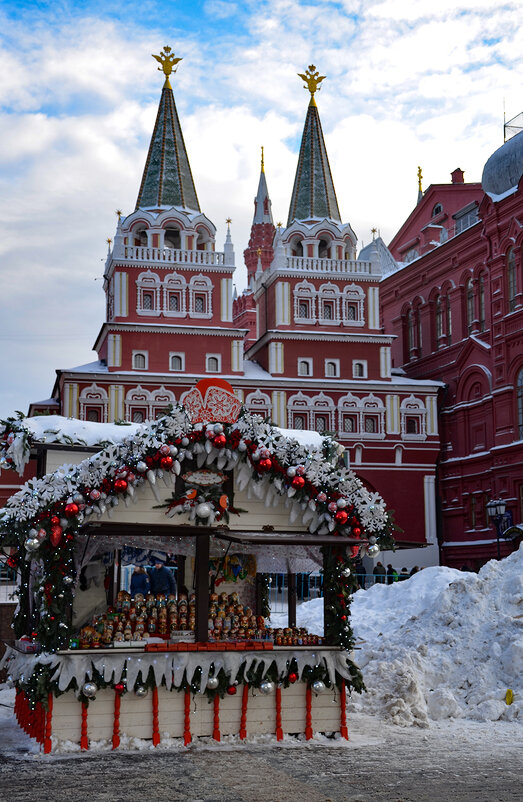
432 203 443 217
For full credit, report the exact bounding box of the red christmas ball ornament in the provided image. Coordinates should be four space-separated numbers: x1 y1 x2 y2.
288 672 298 684
89 489 101 501
114 682 125 694
292 476 305 489
226 684 237 695
352 527 361 538
50 525 63 547
258 458 272 472
50 515 60 526
114 478 128 493
160 455 173 470
335 510 348 525
64 503 79 519
340 615 347 621
160 444 171 456
213 434 227 449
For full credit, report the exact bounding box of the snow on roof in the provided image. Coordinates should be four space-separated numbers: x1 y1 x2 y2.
22 415 144 447
274 427 324 449
63 361 109 373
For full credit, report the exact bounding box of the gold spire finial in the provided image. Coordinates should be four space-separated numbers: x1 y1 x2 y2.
152 46 182 87
115 209 122 220
417 166 423 193
261 145 264 173
277 221 282 228
226 217 232 226
298 65 326 106
106 238 112 248
257 247 262 256
371 227 377 240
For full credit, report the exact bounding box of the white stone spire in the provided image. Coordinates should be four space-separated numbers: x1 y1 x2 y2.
223 218 235 266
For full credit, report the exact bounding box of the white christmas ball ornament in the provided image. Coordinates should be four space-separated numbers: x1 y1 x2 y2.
136 461 147 474
336 498 347 509
311 680 326 694
368 535 377 545
196 502 212 518
206 676 219 690
213 423 224 434
82 681 98 698
286 467 297 478
367 544 380 558
259 680 275 695
341 567 351 578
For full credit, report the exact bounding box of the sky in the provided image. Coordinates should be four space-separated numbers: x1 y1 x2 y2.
0 0 521 419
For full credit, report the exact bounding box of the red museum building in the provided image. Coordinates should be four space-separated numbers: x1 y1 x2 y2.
380 122 523 568
14 53 443 560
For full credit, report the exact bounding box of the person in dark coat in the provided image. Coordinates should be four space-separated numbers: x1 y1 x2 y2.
399 567 410 581
373 561 386 584
148 561 176 596
386 564 398 584
409 565 419 577
130 566 150 597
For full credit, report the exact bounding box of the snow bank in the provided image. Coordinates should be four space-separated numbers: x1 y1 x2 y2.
273 546 523 727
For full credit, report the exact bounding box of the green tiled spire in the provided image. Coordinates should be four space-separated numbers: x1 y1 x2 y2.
287 69 341 225
136 48 200 212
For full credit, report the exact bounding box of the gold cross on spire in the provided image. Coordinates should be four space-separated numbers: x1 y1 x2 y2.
298 65 326 106
371 227 377 240
261 145 264 173
417 166 423 193
226 217 232 225
152 46 183 88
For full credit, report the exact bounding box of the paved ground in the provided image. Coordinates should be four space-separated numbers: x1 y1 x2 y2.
0 712 521 802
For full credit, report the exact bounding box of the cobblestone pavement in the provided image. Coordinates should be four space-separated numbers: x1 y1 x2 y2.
0 713 521 802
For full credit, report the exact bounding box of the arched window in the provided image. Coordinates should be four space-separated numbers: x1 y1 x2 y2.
466 278 475 334
517 368 523 440
298 358 312 376
478 273 486 331
170 353 184 371
435 295 443 343
189 275 212 318
325 360 339 377
407 308 415 355
132 410 145 423
133 352 147 370
206 355 220 372
432 203 443 217
507 248 517 312
164 227 181 249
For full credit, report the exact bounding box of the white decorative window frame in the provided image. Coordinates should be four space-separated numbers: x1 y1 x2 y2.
310 391 335 432
338 393 361 437
297 357 313 377
324 358 340 378
287 390 312 429
245 389 271 417
79 383 108 423
352 359 368 379
132 350 149 371
293 279 316 324
169 352 185 372
189 274 213 319
163 272 187 318
342 283 365 327
400 395 427 441
206 353 222 373
360 394 386 439
137 270 161 317
318 282 341 326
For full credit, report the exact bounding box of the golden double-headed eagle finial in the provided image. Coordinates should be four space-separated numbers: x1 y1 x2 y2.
152 46 183 86
298 65 326 104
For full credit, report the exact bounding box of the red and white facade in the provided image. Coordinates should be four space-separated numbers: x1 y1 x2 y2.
25 67 443 556
381 130 523 568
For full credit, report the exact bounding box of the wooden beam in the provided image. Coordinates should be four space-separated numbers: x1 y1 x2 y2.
194 535 210 642
288 572 297 628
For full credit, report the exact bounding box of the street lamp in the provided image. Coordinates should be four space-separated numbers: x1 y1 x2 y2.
486 498 507 560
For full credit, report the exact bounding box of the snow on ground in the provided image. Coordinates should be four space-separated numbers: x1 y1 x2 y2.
271 545 523 728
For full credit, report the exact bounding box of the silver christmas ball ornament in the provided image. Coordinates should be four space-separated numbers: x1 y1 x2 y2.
341 567 351 578
134 685 149 698
367 543 380 558
336 498 348 509
259 680 275 695
82 681 98 698
286 466 297 478
181 437 190 447
311 680 326 694
368 535 377 545
25 537 40 553
213 423 224 434
136 461 147 473
206 676 219 690
63 575 74 586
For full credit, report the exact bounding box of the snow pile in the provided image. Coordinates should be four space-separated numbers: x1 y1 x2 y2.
273 546 523 727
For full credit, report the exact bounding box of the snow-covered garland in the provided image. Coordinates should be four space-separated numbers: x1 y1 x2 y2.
0 406 394 655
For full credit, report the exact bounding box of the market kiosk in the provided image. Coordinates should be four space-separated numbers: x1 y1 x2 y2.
0 380 389 752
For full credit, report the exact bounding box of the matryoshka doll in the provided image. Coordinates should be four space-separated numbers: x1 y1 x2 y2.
256 615 265 630
156 593 166 607
178 614 188 631
147 617 157 635
229 591 239 604
209 592 219 605
219 592 228 605
188 614 196 632
145 593 155 610
124 623 133 641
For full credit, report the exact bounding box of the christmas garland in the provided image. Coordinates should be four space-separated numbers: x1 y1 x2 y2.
0 406 394 656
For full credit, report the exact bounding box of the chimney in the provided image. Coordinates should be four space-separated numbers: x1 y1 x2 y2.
451 168 464 184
